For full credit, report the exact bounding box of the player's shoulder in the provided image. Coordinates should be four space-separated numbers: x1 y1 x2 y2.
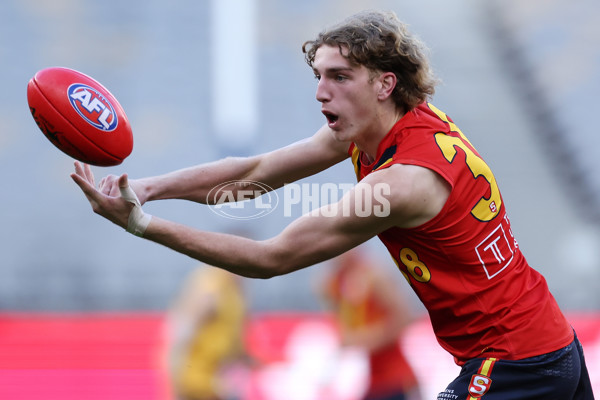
362 163 450 228
362 162 439 187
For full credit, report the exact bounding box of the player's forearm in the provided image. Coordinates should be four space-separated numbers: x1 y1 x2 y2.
138 156 262 204
138 127 350 204
141 205 361 279
143 216 289 279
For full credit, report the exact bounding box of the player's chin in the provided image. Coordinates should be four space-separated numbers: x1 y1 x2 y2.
330 124 354 142
331 131 349 143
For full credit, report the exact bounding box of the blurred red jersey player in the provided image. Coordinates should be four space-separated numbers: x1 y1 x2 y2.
321 247 421 400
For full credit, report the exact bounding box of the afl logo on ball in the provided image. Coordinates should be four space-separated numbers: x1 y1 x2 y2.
68 83 118 131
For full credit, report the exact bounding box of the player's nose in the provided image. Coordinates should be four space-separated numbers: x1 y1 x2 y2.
315 78 331 103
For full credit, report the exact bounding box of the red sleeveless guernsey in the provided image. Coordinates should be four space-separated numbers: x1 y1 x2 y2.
348 103 573 365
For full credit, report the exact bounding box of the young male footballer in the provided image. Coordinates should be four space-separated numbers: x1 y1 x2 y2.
72 10 594 399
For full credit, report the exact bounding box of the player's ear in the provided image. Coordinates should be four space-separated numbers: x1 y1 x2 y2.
377 72 397 101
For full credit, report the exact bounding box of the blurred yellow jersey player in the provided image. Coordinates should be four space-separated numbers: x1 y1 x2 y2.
166 265 247 400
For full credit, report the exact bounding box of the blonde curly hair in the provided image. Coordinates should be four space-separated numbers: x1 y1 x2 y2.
302 10 439 112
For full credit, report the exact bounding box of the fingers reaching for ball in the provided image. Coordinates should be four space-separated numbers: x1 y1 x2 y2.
71 161 135 229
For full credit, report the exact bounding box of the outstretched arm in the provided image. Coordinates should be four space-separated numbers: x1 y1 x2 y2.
71 161 450 279
72 164 392 278
98 124 349 205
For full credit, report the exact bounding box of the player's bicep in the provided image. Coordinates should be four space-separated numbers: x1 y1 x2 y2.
375 164 451 229
249 125 350 188
263 179 396 274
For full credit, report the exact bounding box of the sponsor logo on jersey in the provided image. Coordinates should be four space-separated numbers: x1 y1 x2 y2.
68 83 118 131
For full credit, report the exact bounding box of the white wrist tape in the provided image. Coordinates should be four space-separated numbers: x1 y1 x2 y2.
119 185 152 237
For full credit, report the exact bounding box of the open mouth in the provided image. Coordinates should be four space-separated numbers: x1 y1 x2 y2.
323 111 339 126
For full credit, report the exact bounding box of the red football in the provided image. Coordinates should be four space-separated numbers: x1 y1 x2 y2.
27 67 133 166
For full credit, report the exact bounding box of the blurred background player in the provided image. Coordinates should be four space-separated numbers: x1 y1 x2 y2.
165 264 249 400
320 247 421 400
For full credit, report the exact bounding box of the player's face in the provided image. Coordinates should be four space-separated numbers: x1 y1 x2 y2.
312 44 382 142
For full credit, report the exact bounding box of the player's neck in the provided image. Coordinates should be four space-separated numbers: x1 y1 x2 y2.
356 109 404 162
